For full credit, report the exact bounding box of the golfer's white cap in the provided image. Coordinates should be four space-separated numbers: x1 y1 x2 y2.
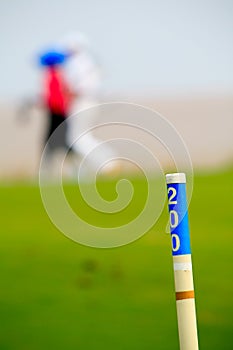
60 31 90 52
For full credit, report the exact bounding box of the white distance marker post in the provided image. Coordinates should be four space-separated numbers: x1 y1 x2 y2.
166 173 199 350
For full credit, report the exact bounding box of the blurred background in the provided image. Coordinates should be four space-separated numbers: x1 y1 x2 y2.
0 0 233 349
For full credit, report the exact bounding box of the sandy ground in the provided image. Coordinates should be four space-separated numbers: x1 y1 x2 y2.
0 94 232 179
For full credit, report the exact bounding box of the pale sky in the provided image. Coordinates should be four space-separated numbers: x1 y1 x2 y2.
1 0 233 99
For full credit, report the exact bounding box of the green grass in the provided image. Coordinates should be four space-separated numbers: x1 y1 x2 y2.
0 169 233 349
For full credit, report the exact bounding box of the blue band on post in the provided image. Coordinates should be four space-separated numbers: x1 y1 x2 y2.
167 183 191 256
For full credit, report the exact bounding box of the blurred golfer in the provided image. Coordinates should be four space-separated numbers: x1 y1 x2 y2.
39 50 72 155
61 32 118 176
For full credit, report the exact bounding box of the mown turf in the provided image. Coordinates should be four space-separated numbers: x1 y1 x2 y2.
0 169 233 349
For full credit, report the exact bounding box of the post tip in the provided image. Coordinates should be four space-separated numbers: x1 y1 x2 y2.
166 173 186 184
